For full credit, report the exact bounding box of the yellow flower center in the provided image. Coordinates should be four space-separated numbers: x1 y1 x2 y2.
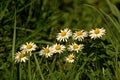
68 55 73 60
55 45 61 50
73 45 78 49
19 52 25 58
76 31 82 36
27 44 32 49
94 28 100 34
44 48 49 53
61 32 66 36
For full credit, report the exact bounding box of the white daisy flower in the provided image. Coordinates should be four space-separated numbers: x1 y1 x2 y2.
20 42 37 53
56 28 72 42
68 43 84 53
66 54 75 63
39 45 53 58
73 30 88 41
89 28 106 39
52 43 65 54
15 51 28 63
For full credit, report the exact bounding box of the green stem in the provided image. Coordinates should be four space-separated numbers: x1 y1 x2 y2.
19 63 21 80
115 44 118 79
34 54 45 80
28 54 31 80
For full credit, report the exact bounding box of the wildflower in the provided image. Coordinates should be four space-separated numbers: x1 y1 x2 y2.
20 42 37 53
73 30 87 41
89 28 106 39
52 43 65 54
56 28 72 42
66 54 75 63
39 45 53 58
68 43 84 53
15 51 28 63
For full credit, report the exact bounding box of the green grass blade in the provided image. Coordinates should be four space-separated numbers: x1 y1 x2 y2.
11 9 16 80
34 54 45 80
106 0 120 23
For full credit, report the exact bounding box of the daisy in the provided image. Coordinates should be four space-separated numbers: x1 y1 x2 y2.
15 51 28 63
20 42 37 53
52 43 65 54
68 43 84 53
89 28 106 39
73 30 87 41
66 54 75 63
39 45 53 58
56 28 72 42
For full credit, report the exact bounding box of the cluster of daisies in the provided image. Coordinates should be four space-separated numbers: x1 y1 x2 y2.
39 42 84 63
15 42 37 63
15 28 106 63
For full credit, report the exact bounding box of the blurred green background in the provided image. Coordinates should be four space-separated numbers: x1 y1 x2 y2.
0 0 120 79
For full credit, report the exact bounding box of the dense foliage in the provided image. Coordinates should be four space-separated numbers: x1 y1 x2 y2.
0 0 120 80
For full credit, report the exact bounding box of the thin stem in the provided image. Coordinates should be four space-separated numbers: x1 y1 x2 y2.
34 54 45 80
28 54 31 80
115 43 118 79
19 63 21 80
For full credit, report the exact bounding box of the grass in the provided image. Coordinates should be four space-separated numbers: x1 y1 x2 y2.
0 0 120 80
11 9 16 80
